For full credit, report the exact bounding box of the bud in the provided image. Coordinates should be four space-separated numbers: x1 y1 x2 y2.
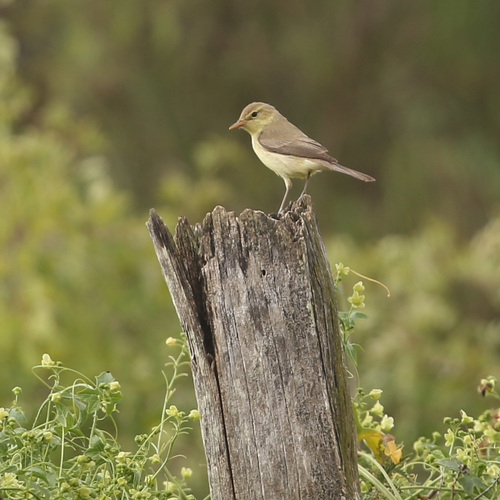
109 381 121 393
368 389 383 400
188 409 201 421
181 467 192 479
41 353 55 368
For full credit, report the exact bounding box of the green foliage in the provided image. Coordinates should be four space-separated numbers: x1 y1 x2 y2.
0 22 206 478
355 386 500 499
335 272 500 499
0 7 500 498
0 338 205 500
328 217 500 448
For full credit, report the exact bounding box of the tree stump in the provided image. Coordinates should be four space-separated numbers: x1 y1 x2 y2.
146 196 360 500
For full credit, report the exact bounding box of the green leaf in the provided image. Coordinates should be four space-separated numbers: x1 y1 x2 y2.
96 371 115 386
350 311 368 320
459 474 486 495
436 457 464 471
9 407 28 427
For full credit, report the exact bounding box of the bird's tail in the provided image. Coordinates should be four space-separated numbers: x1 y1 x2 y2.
328 161 375 182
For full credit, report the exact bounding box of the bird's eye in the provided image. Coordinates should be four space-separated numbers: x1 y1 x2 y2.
251 111 258 118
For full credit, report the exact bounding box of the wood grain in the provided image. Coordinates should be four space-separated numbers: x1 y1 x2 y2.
147 196 360 500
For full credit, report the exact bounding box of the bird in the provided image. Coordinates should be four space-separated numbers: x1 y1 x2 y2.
229 102 375 214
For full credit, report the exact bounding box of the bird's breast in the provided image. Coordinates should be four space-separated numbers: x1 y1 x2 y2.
251 135 325 180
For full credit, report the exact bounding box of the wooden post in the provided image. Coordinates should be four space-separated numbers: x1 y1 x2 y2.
146 196 360 500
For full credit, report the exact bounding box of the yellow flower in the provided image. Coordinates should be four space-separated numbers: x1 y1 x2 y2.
116 451 131 463
384 440 403 465
166 405 179 417
462 434 473 445
348 290 365 308
444 429 455 447
188 409 201 421
163 481 177 493
487 464 500 477
362 414 374 426
335 263 350 276
371 401 384 417
41 353 55 367
181 467 192 479
0 408 8 420
109 381 121 393
460 410 473 424
368 389 383 400
380 415 394 432
166 337 177 346
1 472 22 487
353 281 365 293
51 392 62 402
474 420 486 432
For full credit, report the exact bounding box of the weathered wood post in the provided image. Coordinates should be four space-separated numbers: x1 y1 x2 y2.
146 196 360 500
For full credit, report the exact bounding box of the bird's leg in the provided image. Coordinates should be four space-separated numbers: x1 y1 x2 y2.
278 177 292 214
299 172 312 198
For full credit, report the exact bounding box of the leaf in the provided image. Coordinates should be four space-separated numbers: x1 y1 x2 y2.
350 311 368 320
436 457 464 471
96 371 115 385
459 474 486 495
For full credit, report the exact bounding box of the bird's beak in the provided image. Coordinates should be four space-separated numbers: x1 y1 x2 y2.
229 120 247 130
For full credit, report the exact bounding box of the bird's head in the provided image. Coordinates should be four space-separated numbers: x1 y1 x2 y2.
229 102 277 135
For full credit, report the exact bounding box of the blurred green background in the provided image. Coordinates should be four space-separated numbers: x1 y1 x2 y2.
1 0 500 495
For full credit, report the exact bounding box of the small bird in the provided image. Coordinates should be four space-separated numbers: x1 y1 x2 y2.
229 102 375 214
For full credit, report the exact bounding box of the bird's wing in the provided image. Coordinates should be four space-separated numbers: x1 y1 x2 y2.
258 115 376 182
258 117 337 162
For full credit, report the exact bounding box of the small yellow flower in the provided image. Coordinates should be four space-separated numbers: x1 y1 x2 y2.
335 262 350 276
109 381 121 393
41 353 55 368
362 414 374 427
380 415 394 432
460 410 473 424
486 464 500 477
478 376 496 396
188 409 201 421
51 392 62 402
455 448 469 464
149 453 161 464
163 481 177 493
483 425 498 440
348 290 365 308
166 337 177 346
0 408 8 420
474 420 487 433
43 431 53 442
462 434 473 445
1 472 22 487
444 428 455 447
12 386 22 396
181 467 192 479
384 440 403 465
353 281 365 293
116 451 131 463
368 389 383 400
371 401 384 417
166 405 179 417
